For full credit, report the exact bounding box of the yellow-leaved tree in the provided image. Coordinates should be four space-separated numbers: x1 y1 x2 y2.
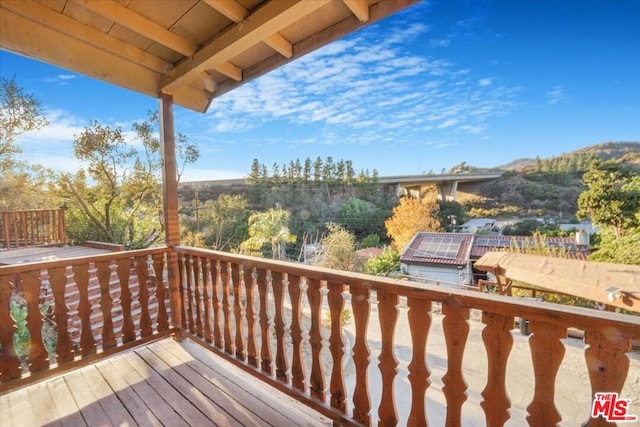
384 198 442 251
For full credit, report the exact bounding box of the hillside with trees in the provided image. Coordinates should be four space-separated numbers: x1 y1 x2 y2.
461 142 640 220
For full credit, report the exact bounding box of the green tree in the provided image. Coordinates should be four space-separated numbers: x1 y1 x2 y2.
58 113 199 248
364 247 400 276
241 207 296 259
191 194 248 251
0 76 49 173
0 76 52 208
577 161 640 238
589 229 640 265
338 197 377 239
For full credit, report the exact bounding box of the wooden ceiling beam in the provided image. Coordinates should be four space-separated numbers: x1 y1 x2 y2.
72 0 198 56
213 62 242 82
0 0 170 74
265 33 293 59
162 0 330 93
342 0 370 23
202 0 293 59
202 0 249 22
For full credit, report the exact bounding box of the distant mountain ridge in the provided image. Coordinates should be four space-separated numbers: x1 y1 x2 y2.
461 142 640 220
497 141 640 171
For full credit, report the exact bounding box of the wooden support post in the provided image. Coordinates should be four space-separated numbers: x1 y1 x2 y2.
159 92 182 332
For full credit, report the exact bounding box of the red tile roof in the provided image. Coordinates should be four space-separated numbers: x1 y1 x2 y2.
470 235 589 260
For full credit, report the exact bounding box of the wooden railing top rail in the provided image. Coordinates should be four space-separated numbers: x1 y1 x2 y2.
174 246 640 333
476 251 640 311
0 246 169 273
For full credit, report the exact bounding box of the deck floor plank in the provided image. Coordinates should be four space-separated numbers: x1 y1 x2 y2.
7 388 36 427
47 376 87 427
0 387 11 425
177 339 331 426
64 369 113 427
122 348 229 427
27 382 63 426
80 363 138 426
141 343 264 426
94 358 164 427
0 338 332 427
103 356 189 427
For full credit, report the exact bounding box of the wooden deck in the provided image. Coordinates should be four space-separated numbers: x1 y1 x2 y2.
0 338 332 427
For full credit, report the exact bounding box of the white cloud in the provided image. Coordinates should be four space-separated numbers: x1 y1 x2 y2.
43 74 78 85
546 85 566 104
205 13 520 147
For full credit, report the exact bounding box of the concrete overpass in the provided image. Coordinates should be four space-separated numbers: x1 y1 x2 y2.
181 172 504 202
377 173 503 201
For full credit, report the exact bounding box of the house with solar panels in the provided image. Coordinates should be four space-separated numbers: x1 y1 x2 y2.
400 232 475 288
400 232 589 288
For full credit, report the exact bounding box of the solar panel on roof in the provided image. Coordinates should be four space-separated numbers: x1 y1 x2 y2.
413 235 464 259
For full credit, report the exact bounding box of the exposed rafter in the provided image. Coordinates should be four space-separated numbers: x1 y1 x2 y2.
202 0 294 59
72 0 242 83
162 0 329 93
342 0 370 22
0 0 170 74
72 0 198 56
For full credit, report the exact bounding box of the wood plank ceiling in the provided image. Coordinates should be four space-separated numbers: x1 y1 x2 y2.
0 0 417 113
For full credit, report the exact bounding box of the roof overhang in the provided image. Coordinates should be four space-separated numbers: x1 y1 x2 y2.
0 0 418 113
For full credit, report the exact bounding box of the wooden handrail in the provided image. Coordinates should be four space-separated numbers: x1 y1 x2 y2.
0 208 67 249
173 246 639 426
0 247 173 392
1 245 638 426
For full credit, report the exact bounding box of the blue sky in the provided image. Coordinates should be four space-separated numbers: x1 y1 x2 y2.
2 0 639 181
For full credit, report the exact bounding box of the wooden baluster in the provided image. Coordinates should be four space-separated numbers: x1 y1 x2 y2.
72 263 96 356
442 304 470 427
152 253 168 331
246 268 258 368
232 263 246 361
185 255 196 334
377 290 399 426
222 262 234 355
116 257 135 343
271 271 288 383
407 296 432 427
202 259 213 343
350 286 371 425
480 311 514 427
526 321 567 426
176 253 187 332
194 256 205 337
257 268 272 375
582 328 633 427
134 256 153 338
0 272 21 381
288 274 306 392
212 260 223 348
327 281 346 412
48 267 74 363
94 261 116 349
307 277 325 401
21 270 48 371
3 212 11 248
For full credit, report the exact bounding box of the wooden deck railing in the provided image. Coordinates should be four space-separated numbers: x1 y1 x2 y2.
174 246 640 427
0 209 67 249
1 245 638 425
0 247 172 392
